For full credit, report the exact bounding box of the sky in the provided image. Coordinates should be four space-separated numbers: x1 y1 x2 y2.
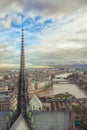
0 0 87 68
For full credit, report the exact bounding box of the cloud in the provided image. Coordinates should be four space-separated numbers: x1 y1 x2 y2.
22 0 87 16
24 8 87 66
0 0 87 16
0 0 87 68
0 41 20 65
26 45 87 65
0 0 87 29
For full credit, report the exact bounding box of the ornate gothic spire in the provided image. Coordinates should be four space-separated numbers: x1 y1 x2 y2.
17 23 26 115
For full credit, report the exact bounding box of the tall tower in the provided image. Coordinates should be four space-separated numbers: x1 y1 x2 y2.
17 26 27 115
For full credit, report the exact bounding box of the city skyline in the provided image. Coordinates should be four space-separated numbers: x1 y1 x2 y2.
0 0 87 68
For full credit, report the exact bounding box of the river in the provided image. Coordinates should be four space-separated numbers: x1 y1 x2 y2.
30 73 87 98
51 73 87 98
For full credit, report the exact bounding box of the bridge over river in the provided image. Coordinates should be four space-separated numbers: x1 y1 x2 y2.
52 73 72 84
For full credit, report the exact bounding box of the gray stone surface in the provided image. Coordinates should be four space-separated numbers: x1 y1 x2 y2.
10 114 29 130
32 111 70 130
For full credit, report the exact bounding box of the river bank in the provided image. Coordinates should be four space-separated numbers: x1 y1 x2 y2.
28 86 53 98
67 73 87 90
29 73 87 98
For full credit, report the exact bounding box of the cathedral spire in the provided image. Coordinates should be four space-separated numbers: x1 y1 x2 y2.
20 26 25 75
17 21 26 115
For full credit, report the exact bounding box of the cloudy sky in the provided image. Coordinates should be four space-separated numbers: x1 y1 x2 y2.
0 0 87 68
